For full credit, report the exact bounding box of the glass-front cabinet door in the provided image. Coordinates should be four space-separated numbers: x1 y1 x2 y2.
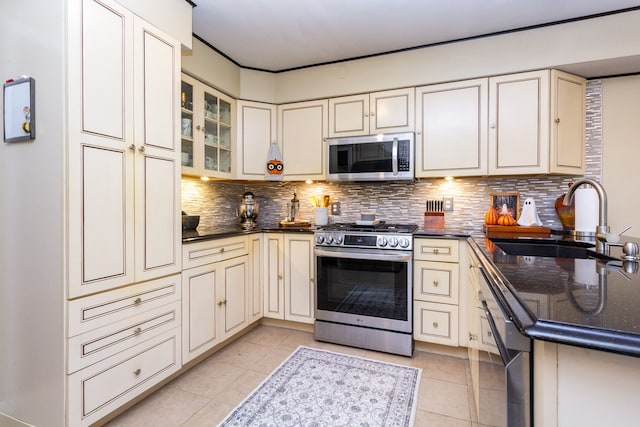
181 73 234 178
181 80 194 169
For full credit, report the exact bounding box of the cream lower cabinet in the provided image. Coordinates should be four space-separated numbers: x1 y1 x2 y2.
328 88 415 137
263 233 315 324
413 238 460 346
67 275 182 427
181 236 250 363
415 78 488 177
277 100 328 181
489 69 585 175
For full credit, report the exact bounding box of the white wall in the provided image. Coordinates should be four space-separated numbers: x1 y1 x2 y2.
272 10 640 103
0 0 66 425
181 37 243 98
184 9 640 104
602 75 640 234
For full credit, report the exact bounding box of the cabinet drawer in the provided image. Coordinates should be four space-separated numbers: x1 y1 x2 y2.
68 301 180 373
67 328 181 427
182 235 249 269
414 260 459 304
67 274 181 337
414 301 459 346
414 238 459 262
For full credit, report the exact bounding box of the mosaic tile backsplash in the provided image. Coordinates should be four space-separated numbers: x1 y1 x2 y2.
181 80 602 231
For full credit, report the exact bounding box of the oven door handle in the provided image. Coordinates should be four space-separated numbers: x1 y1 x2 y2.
314 247 412 262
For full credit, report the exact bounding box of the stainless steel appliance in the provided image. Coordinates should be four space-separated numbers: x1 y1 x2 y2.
326 132 414 181
314 222 417 356
237 191 259 229
468 241 532 426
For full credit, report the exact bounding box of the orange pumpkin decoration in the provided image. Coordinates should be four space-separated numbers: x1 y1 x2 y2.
484 206 499 225
497 214 517 226
484 237 497 253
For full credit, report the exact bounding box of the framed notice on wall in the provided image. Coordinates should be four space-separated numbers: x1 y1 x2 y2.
3 77 35 142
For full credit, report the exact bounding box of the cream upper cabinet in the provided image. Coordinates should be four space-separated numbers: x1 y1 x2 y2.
328 88 415 137
488 69 585 175
235 100 277 180
67 0 182 298
277 99 328 181
415 79 488 177
180 73 235 179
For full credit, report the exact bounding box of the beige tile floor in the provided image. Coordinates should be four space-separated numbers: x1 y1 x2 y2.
104 325 483 426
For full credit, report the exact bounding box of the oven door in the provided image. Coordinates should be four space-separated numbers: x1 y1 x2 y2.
315 246 412 333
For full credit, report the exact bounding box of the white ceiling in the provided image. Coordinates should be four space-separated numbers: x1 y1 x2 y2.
191 0 640 73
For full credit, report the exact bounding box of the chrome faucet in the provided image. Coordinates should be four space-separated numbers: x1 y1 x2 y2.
563 178 610 253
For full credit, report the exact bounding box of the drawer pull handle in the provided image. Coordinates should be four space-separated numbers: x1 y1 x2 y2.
133 327 142 335
433 280 439 287
432 321 438 328
133 368 142 376
220 248 225 253
433 248 439 254
133 297 142 305
469 332 476 341
217 299 227 306
487 331 493 338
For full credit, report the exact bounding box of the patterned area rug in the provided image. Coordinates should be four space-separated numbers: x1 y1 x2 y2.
218 346 421 426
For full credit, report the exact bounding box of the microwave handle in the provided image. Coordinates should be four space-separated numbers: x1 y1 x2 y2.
392 137 398 175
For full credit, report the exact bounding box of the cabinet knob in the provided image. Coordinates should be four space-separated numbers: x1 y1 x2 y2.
433 248 439 254
138 145 145 153
133 327 142 335
278 275 283 280
217 299 227 306
133 368 142 376
220 248 225 253
433 280 439 287
196 125 201 131
469 332 476 341
490 123 496 129
133 297 142 305
128 144 136 151
555 118 560 124
432 321 439 328
310 278 314 283
370 111 375 117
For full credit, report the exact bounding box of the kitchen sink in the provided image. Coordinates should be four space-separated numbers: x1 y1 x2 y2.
491 238 613 260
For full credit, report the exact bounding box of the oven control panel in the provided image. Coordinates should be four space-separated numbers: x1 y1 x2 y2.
315 232 412 250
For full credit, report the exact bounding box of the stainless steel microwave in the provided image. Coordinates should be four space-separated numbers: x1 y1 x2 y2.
326 132 415 181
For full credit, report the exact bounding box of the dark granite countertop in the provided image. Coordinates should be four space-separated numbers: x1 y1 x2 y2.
469 233 640 357
182 222 316 243
183 222 640 356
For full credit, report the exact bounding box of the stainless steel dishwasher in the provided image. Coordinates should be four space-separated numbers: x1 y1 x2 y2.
468 241 532 427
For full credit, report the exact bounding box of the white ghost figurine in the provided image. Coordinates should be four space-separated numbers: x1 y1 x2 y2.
517 197 543 226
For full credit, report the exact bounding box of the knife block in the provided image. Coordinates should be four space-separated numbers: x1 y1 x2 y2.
424 212 444 229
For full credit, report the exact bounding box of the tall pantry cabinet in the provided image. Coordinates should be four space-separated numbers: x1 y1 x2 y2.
66 0 183 425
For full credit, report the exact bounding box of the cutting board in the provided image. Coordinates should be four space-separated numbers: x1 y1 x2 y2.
483 224 551 234
278 220 312 228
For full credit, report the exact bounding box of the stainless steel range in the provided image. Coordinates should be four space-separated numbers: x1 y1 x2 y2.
314 222 417 356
